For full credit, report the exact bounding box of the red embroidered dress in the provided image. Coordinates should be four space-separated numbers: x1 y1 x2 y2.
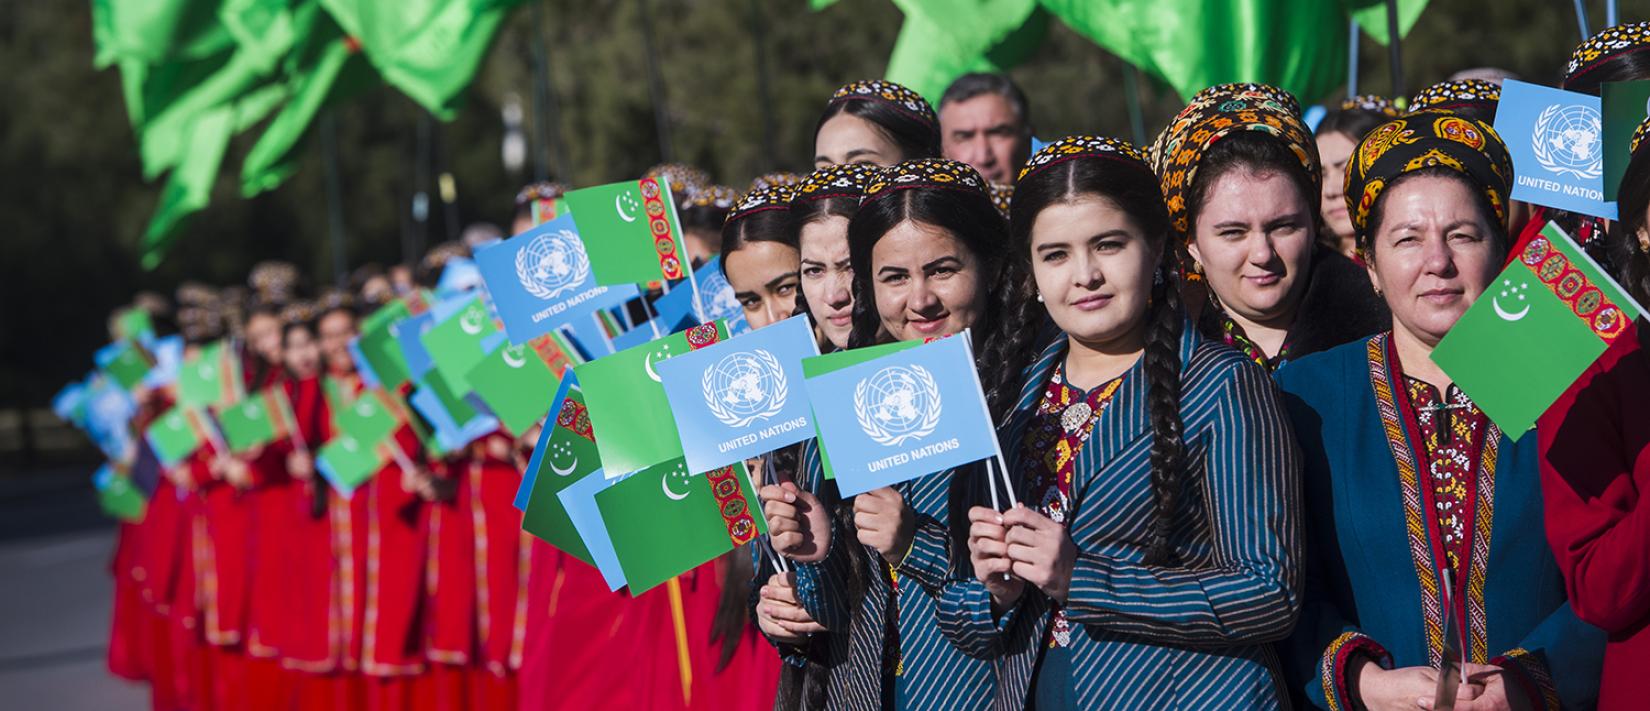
1017 365 1122 647
1402 378 1490 575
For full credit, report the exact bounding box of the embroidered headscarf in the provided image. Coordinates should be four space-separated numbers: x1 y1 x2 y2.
863 158 988 202
1564 21 1650 91
829 79 938 128
793 163 883 204
1343 110 1513 245
1341 94 1401 117
1409 80 1502 120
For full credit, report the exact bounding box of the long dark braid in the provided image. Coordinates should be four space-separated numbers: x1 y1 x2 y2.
1140 264 1186 565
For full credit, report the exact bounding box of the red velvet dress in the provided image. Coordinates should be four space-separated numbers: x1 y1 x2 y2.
245 390 300 711
1540 320 1650 711
107 518 148 682
360 411 432 711
421 455 475 711
517 544 651 710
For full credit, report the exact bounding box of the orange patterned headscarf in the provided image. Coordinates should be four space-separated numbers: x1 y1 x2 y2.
1343 110 1512 242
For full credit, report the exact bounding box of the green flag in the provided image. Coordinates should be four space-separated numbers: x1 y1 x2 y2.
357 300 414 389
117 310 156 342
802 340 922 480
147 405 209 467
884 0 1048 102
522 385 603 564
333 388 408 446
1348 0 1430 46
316 429 387 496
1602 80 1650 202
177 341 243 408
142 106 234 268
573 321 727 477
1433 224 1645 438
596 458 766 594
1040 0 1350 103
95 466 149 523
564 179 689 286
464 342 561 437
319 0 524 119
420 296 498 391
215 387 296 453
103 341 155 391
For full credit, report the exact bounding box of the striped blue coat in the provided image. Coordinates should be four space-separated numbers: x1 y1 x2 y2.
936 328 1304 710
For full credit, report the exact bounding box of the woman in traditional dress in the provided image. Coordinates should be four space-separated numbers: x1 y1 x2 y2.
945 136 1302 709
1537 116 1650 711
1279 110 1606 710
1153 84 1387 372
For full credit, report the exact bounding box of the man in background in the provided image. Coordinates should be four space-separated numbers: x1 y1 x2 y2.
938 73 1033 185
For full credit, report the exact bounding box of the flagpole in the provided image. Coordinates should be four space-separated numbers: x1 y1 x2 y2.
1605 0 1617 27
1383 0 1404 100
640 292 664 339
747 0 779 169
1572 0 1590 42
637 0 674 162
1122 64 1147 148
529 0 571 181
749 458 790 574
1347 19 1361 97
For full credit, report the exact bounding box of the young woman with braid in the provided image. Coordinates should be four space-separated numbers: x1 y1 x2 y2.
946 137 1304 710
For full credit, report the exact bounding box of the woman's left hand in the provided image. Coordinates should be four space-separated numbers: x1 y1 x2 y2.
1002 504 1077 604
1419 663 1531 711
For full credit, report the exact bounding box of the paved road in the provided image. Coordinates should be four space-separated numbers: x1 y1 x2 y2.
0 469 147 709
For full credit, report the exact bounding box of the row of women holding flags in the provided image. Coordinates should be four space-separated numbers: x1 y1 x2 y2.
75 18 1650 711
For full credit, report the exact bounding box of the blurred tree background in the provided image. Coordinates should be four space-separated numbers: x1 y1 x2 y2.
0 0 1628 418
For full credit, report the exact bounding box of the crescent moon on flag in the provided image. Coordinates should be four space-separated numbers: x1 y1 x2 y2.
341 438 358 452
548 455 577 477
460 309 485 335
1492 296 1529 322
661 470 690 501
615 193 638 223
644 352 663 383
502 346 528 368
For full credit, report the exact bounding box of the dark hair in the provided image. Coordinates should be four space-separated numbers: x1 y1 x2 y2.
718 209 798 280
1315 107 1390 144
1363 166 1510 258
844 187 1009 350
981 156 1186 565
1563 47 1650 95
243 303 285 386
815 99 941 163
1609 149 1650 306
939 72 1032 130
1187 131 1327 269
680 204 732 236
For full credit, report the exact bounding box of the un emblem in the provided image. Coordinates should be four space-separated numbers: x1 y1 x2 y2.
515 229 591 300
701 349 787 428
854 366 941 446
1532 103 1603 179
698 268 743 323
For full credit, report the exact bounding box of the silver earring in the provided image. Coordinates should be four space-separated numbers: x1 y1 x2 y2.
1035 293 1044 303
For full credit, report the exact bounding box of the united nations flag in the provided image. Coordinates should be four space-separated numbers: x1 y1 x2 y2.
476 214 639 346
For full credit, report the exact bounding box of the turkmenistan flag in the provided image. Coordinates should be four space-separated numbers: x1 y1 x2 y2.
357 300 414 389
147 405 210 467
595 458 766 595
572 321 727 477
315 430 387 498
93 464 147 523
1434 223 1645 438
215 387 296 454
564 179 688 286
801 340 922 479
522 381 604 565
333 387 408 446
116 309 155 343
101 341 155 391
177 341 242 408
420 295 498 391
464 341 562 437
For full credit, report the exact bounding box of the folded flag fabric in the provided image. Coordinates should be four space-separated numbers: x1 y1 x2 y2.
573 321 727 477
147 405 211 467
564 178 689 286
215 387 296 454
1434 223 1645 438
355 300 415 390
177 341 242 408
596 458 766 595
476 214 641 345
800 340 923 480
802 333 1001 497
658 315 820 473
522 378 606 566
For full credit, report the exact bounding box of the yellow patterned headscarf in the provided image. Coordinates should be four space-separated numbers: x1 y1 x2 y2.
1343 110 1512 240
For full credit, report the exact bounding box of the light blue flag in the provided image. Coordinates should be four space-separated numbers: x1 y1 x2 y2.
393 312 437 382
53 381 88 424
349 341 381 390
410 384 498 454
561 318 614 359
83 375 137 460
657 315 820 473
435 256 485 297
143 335 185 388
610 319 666 352
802 332 1000 497
653 257 750 337
476 215 642 346
515 371 578 510
1496 79 1616 219
558 468 630 591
